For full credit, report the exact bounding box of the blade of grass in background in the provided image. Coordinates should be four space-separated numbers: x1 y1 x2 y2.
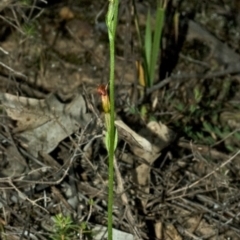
148 5 165 87
133 1 166 119
144 9 152 84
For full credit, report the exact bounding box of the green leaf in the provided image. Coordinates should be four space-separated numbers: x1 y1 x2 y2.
196 131 204 140
189 104 197 114
149 6 165 86
175 102 184 112
194 87 202 103
226 144 234 152
203 122 213 133
213 126 224 138
233 131 240 140
205 136 215 145
140 104 147 119
105 128 118 152
144 9 152 83
105 131 110 152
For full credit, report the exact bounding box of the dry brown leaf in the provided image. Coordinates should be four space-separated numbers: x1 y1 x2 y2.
0 92 91 157
1 93 52 133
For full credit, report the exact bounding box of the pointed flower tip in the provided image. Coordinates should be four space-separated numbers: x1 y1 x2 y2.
97 84 110 113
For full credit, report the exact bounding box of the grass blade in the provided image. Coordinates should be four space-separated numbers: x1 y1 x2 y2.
149 6 165 86
144 9 152 85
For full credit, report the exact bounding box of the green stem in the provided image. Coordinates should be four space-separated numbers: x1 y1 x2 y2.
106 1 119 240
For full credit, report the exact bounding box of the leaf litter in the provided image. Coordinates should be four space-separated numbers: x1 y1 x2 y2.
0 1 240 240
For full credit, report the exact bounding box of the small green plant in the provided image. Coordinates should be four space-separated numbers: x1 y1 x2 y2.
144 3 165 87
134 1 166 119
22 22 37 37
50 213 93 240
50 214 79 240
